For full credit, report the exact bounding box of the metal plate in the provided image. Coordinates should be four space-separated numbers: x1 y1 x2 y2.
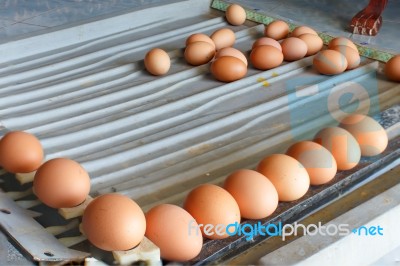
0 191 89 262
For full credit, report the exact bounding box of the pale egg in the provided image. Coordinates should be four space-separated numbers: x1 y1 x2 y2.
314 127 361 170
144 48 170 76
339 114 388 156
313 50 348 75
286 141 337 185
226 4 246 26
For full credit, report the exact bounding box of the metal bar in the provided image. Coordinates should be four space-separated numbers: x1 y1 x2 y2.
0 191 89 262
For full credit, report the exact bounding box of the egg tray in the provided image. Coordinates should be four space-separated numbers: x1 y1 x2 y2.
0 0 399 265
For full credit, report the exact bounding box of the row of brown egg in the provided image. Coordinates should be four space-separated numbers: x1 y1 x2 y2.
0 111 389 262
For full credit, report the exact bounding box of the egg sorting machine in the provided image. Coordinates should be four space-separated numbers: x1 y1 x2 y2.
0 0 399 264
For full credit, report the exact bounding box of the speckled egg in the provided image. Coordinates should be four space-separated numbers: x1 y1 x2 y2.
257 154 310 202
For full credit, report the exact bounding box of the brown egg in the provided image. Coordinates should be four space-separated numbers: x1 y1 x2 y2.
313 50 348 75
0 131 44 173
291 26 317 37
183 184 240 239
328 37 357 51
385 55 400 82
332 45 360 70
264 20 289 40
210 28 236 50
215 47 247 65
185 33 215 50
184 41 215 66
339 114 388 156
257 154 310 202
314 127 361 170
145 204 203 261
210 56 247 82
223 169 278 219
298 33 323 56
250 45 283 70
252 37 282 51
33 158 90 208
144 48 170 76
226 4 246 26
286 141 337 185
281 37 308 61
82 194 146 251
